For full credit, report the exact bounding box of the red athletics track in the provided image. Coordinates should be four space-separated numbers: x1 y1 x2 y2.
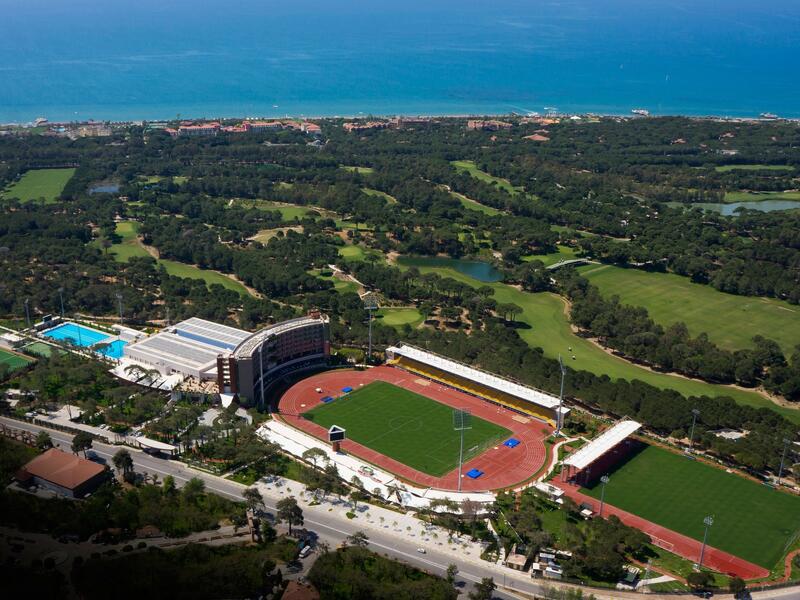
277 366 551 492
553 480 769 580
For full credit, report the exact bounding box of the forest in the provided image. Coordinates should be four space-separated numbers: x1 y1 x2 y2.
0 115 798 477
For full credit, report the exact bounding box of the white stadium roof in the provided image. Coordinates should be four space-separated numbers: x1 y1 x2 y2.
563 420 642 471
387 344 562 410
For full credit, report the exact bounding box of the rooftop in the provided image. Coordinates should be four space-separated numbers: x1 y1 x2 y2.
19 448 105 490
387 343 562 410
562 420 642 471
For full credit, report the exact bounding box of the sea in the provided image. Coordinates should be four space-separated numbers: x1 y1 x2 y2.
1 0 799 123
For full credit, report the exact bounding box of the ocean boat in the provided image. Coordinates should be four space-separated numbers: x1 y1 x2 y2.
631 109 650 116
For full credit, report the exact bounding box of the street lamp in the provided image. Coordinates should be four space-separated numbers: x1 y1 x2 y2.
778 438 792 483
599 475 610 517
688 408 700 450
698 515 714 567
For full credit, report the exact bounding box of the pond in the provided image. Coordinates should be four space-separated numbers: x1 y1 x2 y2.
89 183 120 194
668 200 800 216
396 256 504 282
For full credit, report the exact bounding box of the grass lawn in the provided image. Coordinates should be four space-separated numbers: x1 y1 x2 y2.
106 221 151 261
341 165 374 174
395 259 798 422
522 245 580 266
362 188 397 204
21 342 61 358
303 381 510 476
250 226 303 244
449 190 502 215
236 199 328 220
338 245 366 261
101 221 249 295
715 164 794 172
724 191 800 203
2 168 75 203
578 264 800 355
581 444 800 569
377 307 424 329
159 260 248 294
451 160 524 196
0 348 34 372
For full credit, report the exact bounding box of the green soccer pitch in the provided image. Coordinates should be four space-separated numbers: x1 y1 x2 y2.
303 381 511 477
581 444 800 569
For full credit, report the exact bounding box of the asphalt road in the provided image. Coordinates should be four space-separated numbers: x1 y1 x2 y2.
5 416 800 600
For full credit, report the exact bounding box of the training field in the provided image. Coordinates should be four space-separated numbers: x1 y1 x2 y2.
2 168 76 203
579 264 800 355
0 348 34 373
581 444 800 569
303 381 510 477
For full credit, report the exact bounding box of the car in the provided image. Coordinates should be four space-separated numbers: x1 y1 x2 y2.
416 547 426 554
299 546 313 558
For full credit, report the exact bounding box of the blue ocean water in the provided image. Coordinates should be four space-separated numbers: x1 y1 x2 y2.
0 0 798 122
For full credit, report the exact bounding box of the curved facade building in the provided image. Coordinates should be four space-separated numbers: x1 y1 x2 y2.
217 313 330 408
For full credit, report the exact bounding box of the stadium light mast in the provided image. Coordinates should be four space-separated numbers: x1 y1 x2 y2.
453 408 472 493
556 354 566 437
362 292 379 364
598 474 610 517
115 291 124 324
698 515 714 567
688 408 700 450
58 287 65 319
778 437 792 483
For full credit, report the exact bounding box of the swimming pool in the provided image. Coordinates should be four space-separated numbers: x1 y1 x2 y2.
96 339 127 359
42 322 127 358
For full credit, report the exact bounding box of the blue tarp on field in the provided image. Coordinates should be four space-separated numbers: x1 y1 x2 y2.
466 468 484 479
321 396 334 403
342 386 353 393
504 438 521 448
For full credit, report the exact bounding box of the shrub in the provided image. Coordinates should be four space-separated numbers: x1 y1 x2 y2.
345 511 356 519
122 545 133 553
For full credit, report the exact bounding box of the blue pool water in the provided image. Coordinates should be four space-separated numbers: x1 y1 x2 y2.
42 323 128 358
43 323 110 347
97 339 128 359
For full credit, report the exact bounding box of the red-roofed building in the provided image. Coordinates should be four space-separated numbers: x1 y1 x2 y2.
178 123 220 137
301 122 322 136
244 121 283 132
16 448 108 498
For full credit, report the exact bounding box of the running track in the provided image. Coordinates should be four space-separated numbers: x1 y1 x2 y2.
553 480 769 580
277 366 551 492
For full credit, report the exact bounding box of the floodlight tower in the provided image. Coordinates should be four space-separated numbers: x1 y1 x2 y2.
58 287 66 319
453 408 472 492
778 437 792 483
556 354 566 436
698 515 714 567
362 292 379 363
115 291 124 323
688 408 700 450
598 474 610 517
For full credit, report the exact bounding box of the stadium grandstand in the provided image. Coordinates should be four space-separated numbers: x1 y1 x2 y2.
385 343 567 426
124 313 329 407
561 419 642 485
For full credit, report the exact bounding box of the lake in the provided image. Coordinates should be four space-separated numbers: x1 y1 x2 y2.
397 256 503 283
668 200 800 216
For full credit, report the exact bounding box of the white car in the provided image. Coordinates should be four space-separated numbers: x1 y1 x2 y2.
416 547 426 554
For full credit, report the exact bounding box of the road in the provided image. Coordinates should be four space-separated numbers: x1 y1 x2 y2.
5 416 800 600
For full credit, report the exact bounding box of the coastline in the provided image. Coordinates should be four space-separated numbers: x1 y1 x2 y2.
3 105 798 127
